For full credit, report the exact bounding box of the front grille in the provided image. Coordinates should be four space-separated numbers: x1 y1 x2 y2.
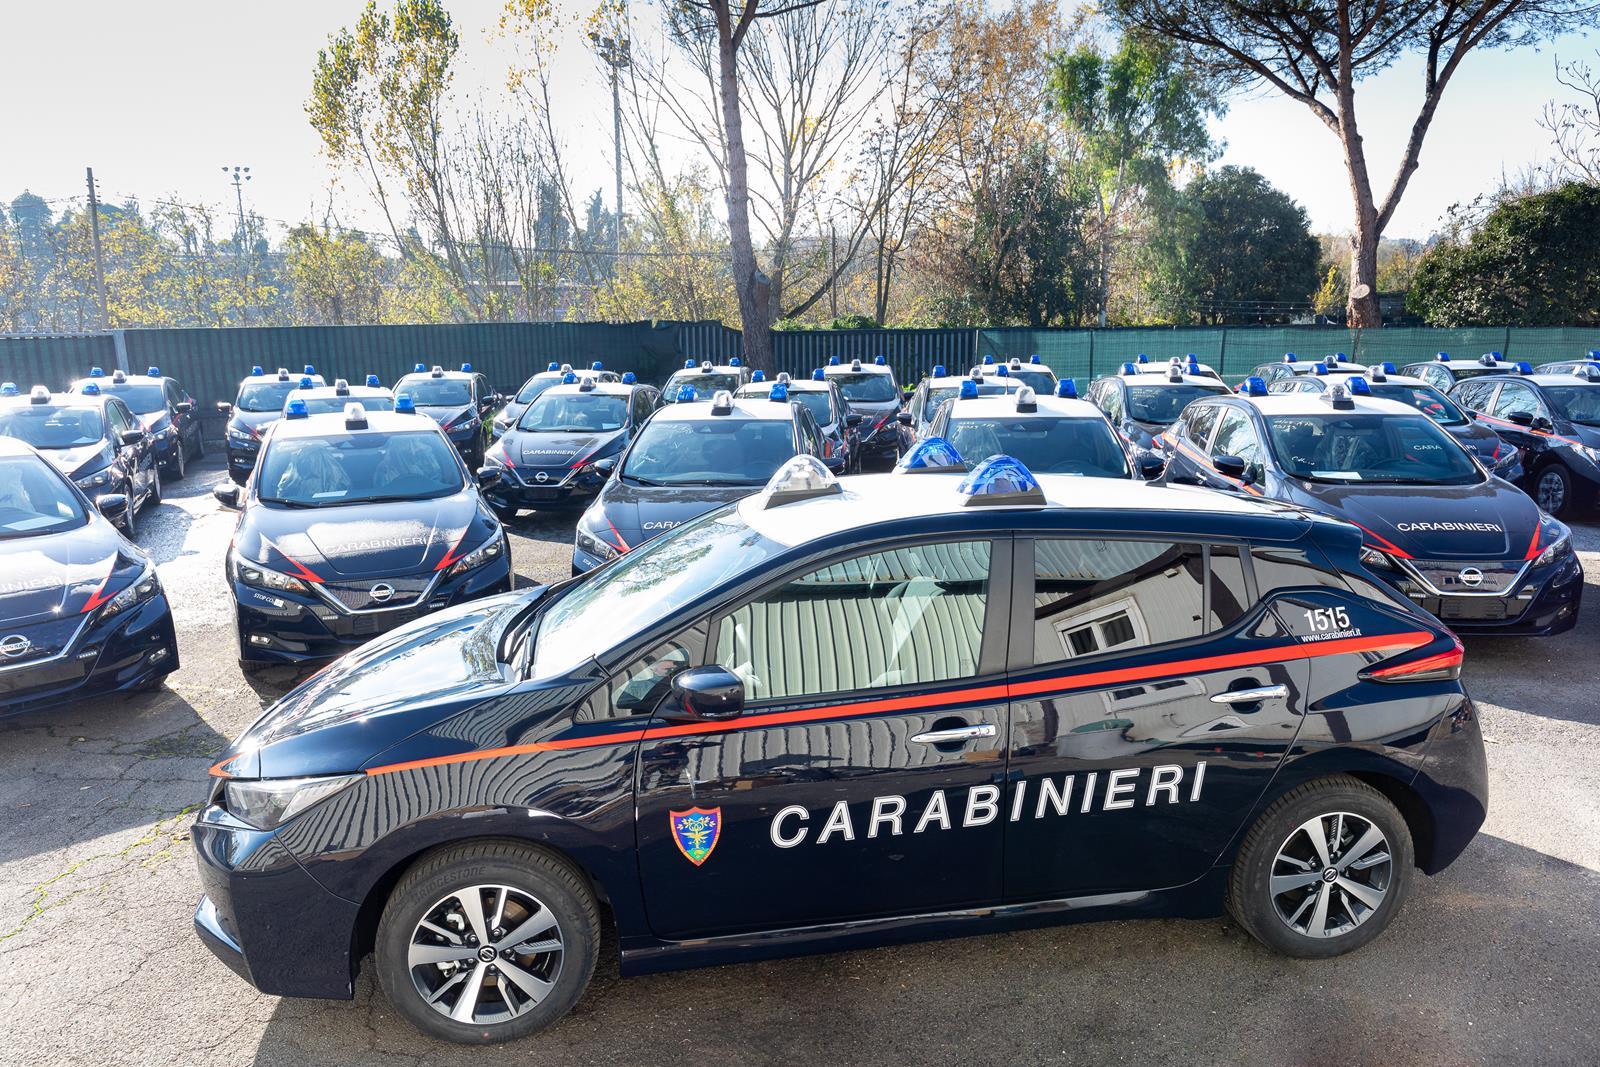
318 576 434 612
1405 559 1524 596
0 614 88 669
508 465 570 488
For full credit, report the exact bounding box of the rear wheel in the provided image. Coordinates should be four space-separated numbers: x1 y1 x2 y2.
1227 775 1412 959
169 442 187 481
1534 462 1575 517
376 841 600 1044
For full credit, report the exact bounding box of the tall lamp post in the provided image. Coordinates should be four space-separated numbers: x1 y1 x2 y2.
221 165 251 253
588 32 630 262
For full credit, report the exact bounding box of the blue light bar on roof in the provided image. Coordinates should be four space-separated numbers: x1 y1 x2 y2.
769 382 789 402
395 395 416 413
563 372 578 384
1056 378 1077 398
729 357 741 367
547 362 559 372
147 366 160 377
828 355 841 365
812 368 825 381
1241 376 1267 396
676 385 699 402
894 437 964 474
932 364 946 378
750 370 765 383
959 379 979 399
622 371 637 384
875 355 886 365
304 365 316 375
89 366 103 378
286 399 308 419
957 455 1045 508
251 365 264 376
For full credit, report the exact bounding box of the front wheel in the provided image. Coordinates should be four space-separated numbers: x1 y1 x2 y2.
376 841 600 1044
1227 775 1413 959
1533 462 1575 517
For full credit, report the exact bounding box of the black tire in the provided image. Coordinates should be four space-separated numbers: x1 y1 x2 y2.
146 469 162 510
1226 775 1413 959
375 840 600 1044
120 493 137 539
167 441 187 482
1532 461 1576 517
193 428 206 459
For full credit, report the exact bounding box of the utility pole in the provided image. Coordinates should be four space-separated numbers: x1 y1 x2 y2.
589 30 630 264
221 165 251 252
84 167 109 332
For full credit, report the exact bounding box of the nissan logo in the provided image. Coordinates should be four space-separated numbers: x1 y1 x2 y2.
534 471 550 483
0 634 31 658
369 583 396 604
1457 567 1485 588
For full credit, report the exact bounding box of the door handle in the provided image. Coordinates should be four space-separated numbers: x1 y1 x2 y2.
1210 685 1289 705
911 723 997 745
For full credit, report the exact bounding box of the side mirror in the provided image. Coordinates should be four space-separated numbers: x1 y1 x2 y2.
895 411 913 426
1532 415 1555 432
1213 454 1249 483
96 493 129 520
1505 410 1534 427
661 665 745 723
213 484 241 509
215 401 233 416
475 466 503 488
1136 453 1165 481
120 429 146 447
176 400 194 413
592 456 617 476
846 412 865 427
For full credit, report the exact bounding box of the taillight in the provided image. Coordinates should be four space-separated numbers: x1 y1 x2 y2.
1359 636 1464 683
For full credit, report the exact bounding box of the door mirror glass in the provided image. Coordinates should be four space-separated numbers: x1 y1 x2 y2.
593 456 617 475
1532 415 1554 432
119 429 145 447
175 400 194 413
1136 453 1165 481
475 465 503 488
1505 410 1534 427
213 484 241 509
215 401 233 416
95 493 129 519
895 410 912 426
662 665 744 722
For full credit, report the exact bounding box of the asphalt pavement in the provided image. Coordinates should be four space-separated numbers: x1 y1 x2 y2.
1 457 1597 1066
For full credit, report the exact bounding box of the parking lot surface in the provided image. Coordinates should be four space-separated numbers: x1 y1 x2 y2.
2 457 1597 1066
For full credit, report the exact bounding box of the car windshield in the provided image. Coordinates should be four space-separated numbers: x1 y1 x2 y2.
296 395 396 415
946 417 1130 478
0 454 86 538
622 418 796 486
1264 414 1482 485
397 378 472 407
237 381 301 412
515 376 561 403
532 506 784 679
830 372 898 403
998 369 1056 393
99 383 166 414
518 392 628 433
664 372 740 401
0 405 104 449
1126 384 1229 425
258 430 464 506
924 383 1014 420
739 389 833 425
1368 383 1467 426
1542 385 1600 426
1442 366 1498 380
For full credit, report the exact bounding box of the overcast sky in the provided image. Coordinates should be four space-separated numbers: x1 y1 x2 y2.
0 0 1590 242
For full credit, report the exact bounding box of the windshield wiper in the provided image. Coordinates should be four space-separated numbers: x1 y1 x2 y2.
259 497 323 508
621 475 663 486
682 478 760 487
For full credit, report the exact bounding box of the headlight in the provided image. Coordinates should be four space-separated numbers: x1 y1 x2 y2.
75 468 112 489
228 427 256 446
1359 546 1397 572
493 414 511 431
100 565 160 619
230 549 310 594
153 424 176 440
223 774 362 830
576 512 622 562
446 534 505 577
1534 515 1572 567
1576 443 1600 465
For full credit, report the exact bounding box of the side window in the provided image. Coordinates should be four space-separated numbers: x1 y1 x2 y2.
1184 404 1220 448
164 380 181 407
582 620 709 720
1251 546 1345 594
714 541 991 701
105 402 129 436
1031 539 1208 665
1453 381 1490 411
1210 410 1265 482
1492 383 1540 419
1207 546 1251 630
1103 383 1125 423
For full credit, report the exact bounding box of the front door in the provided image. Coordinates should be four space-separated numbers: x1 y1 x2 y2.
635 538 1011 940
1003 537 1308 902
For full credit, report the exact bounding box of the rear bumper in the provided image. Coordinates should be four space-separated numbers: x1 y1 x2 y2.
1412 696 1490 875
0 595 178 717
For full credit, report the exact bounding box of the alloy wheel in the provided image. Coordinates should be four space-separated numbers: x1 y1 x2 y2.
1269 811 1392 939
407 884 565 1026
1536 468 1567 514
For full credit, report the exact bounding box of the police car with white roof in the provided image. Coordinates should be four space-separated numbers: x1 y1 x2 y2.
658 359 754 405
0 435 178 716
219 366 327 484
0 383 160 535
735 370 862 474
494 362 621 439
1086 356 1231 458
67 366 204 480
1268 363 1521 481
1401 351 1527 391
1247 352 1368 386
822 355 903 466
394 364 500 468
193 448 1488 1044
1531 353 1600 375
482 372 659 520
570 384 828 573
975 354 1059 394
1448 363 1600 517
212 398 512 668
926 380 1154 479
285 376 395 416
898 365 1025 448
1162 377 1580 636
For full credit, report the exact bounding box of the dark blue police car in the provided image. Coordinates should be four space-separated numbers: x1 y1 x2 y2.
1400 351 1526 392
482 372 659 520
68 366 204 480
926 380 1151 478
219 366 327 484
898 365 1023 448
194 452 1486 1043
1162 378 1580 636
394 364 499 468
735 370 862 474
0 436 177 716
570 384 827 573
822 356 902 466
1449 365 1600 517
658 359 753 404
212 399 512 668
493 362 620 439
1086 357 1231 459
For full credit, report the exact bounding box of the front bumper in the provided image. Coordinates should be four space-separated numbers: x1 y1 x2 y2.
1383 551 1583 637
192 803 361 998
857 425 901 460
0 594 179 717
226 442 260 483
232 556 513 664
486 464 607 509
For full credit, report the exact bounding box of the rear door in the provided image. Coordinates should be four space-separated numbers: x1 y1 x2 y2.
634 538 1012 940
1003 536 1310 902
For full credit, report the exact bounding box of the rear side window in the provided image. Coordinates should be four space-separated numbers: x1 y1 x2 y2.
1183 404 1221 448
1032 540 1219 665
714 541 991 701
1452 381 1494 411
1207 547 1250 631
1251 546 1345 595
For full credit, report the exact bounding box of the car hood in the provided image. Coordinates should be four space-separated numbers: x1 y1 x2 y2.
416 404 475 427
136 411 170 432
235 492 496 580
505 428 622 468
1569 422 1600 448
596 478 751 546
0 517 141 626
1441 420 1503 457
497 401 529 424
38 443 112 479
1287 477 1539 559
214 589 550 778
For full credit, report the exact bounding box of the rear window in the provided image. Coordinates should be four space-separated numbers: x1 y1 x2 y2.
396 378 472 407
664 372 740 401
519 392 628 433
236 381 300 413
